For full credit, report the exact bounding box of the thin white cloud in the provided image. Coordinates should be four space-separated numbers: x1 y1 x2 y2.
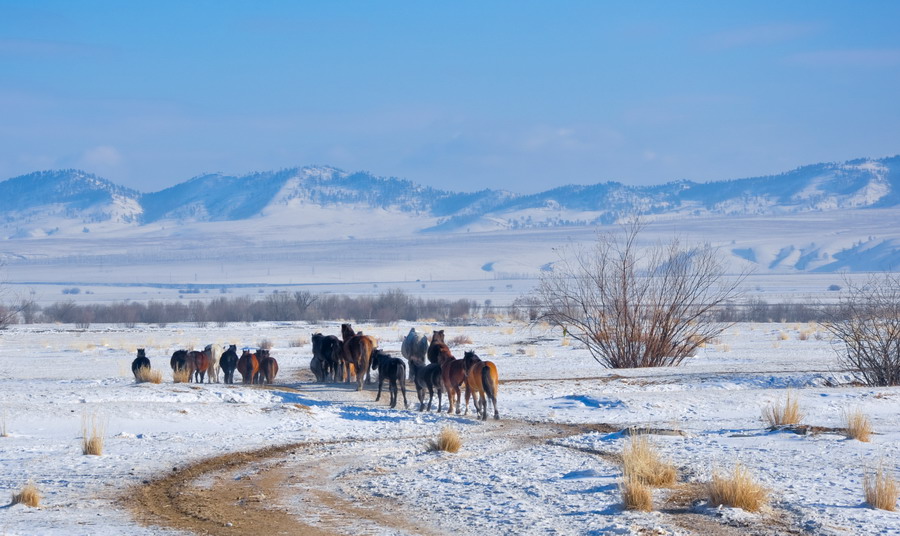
80 146 124 169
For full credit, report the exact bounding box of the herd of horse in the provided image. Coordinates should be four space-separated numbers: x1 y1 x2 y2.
130 323 500 421
310 324 500 420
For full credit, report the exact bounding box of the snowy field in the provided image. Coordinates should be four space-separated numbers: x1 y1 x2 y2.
1 320 898 535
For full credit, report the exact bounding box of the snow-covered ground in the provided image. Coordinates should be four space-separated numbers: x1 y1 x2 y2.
1 321 898 535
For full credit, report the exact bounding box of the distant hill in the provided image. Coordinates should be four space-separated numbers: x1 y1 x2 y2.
1 156 900 273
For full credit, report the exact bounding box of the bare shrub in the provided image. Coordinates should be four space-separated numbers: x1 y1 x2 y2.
81 413 105 456
426 426 462 453
172 368 191 383
258 338 274 350
822 273 900 386
707 464 769 512
622 434 677 487
134 366 163 384
450 334 473 346
620 473 653 511
864 464 898 511
289 337 309 348
536 220 746 368
762 391 804 427
11 482 41 507
843 408 873 442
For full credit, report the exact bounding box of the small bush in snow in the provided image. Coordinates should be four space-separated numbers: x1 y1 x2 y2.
172 368 192 383
622 434 677 487
864 464 898 511
81 413 105 456
427 426 461 453
134 367 162 384
450 334 473 346
11 482 41 507
620 474 653 511
707 464 769 512
762 391 803 427
842 408 872 442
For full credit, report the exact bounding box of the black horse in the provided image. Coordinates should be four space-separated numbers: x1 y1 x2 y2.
370 349 408 409
131 348 150 380
219 345 239 384
414 362 443 412
311 333 342 382
170 349 189 373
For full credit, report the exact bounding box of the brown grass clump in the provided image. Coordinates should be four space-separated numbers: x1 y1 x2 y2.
842 408 873 442
258 338 274 350
707 464 769 512
426 426 462 453
762 390 804 427
622 434 677 487
288 337 309 348
81 413 106 456
172 368 192 383
134 366 163 384
1 409 8 437
864 465 898 511
449 335 473 346
620 473 653 511
11 482 41 507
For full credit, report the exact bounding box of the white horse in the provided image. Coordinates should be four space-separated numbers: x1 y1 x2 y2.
204 343 225 383
401 327 428 380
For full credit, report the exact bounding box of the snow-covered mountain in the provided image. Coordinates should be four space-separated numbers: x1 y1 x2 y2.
2 156 900 275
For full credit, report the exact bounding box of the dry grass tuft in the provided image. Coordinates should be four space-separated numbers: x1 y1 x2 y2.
1 409 8 437
449 335 473 346
864 465 898 511
622 434 677 487
172 368 192 383
620 473 653 511
763 390 804 427
81 413 106 456
258 338 274 350
843 408 873 442
707 464 769 512
289 337 309 348
134 366 163 384
426 426 462 453
11 482 41 507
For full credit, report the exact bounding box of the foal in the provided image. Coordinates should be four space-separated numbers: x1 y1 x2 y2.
370 349 409 409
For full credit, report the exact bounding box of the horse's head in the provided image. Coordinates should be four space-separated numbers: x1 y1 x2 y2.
407 327 417 337
137 348 146 358
341 323 354 340
463 350 481 369
228 344 237 351
431 330 445 344
371 348 387 370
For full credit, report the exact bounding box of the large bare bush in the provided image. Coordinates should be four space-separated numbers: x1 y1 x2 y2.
822 273 900 386
537 222 745 368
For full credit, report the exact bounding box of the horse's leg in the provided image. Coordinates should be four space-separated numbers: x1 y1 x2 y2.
399 376 409 409
464 384 472 416
376 373 385 402
389 379 397 408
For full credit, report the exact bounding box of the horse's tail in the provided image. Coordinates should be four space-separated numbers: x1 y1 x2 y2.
482 362 499 417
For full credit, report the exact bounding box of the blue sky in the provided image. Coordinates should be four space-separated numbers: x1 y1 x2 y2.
1 1 898 193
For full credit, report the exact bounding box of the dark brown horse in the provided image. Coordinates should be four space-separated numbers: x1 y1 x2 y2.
188 349 210 383
170 349 190 374
414 362 443 412
341 323 376 391
237 350 259 385
427 330 446 364
131 349 150 380
436 342 467 414
311 333 342 382
257 349 279 385
370 349 408 409
219 345 239 384
463 351 499 420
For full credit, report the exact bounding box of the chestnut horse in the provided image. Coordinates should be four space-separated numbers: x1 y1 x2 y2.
219 345 239 384
414 362 443 412
237 349 259 385
436 341 467 414
188 349 210 383
426 329 446 364
131 349 150 380
256 349 279 384
341 323 376 391
370 349 408 409
463 351 500 420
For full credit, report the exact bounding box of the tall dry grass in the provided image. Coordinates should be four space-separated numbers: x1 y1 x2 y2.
842 408 873 442
707 464 769 512
81 413 106 456
172 368 192 383
763 390 804 427
450 334 473 346
1 409 8 437
619 474 653 511
622 434 677 487
134 366 163 384
11 482 41 507
864 465 898 511
426 426 462 453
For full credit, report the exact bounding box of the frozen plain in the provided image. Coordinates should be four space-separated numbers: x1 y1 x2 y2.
0 319 898 535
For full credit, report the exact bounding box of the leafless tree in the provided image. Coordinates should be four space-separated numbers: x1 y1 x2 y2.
536 221 746 368
821 273 900 386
